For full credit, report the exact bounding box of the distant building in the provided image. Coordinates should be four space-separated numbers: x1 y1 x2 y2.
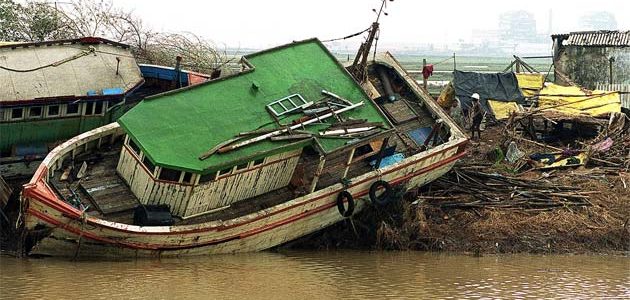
552 30 630 107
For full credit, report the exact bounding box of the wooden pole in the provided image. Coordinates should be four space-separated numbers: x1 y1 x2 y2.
342 148 356 179
422 58 428 90
309 155 326 193
453 53 456 71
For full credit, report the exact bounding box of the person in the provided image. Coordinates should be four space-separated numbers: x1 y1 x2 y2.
449 98 464 128
469 93 483 140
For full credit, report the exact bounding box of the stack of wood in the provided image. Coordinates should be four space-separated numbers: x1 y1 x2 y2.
419 168 592 210
587 113 630 171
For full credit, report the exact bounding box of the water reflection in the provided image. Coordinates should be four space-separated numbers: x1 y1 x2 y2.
1 252 628 299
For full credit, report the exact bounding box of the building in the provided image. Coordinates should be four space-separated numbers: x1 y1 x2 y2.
552 30 630 108
0 37 144 157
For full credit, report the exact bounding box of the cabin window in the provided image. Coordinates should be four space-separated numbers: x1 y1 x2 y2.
0 109 5 121
11 108 23 120
127 137 141 156
84 102 95 116
354 143 375 157
235 162 249 171
159 168 181 182
66 103 80 115
94 102 104 115
252 158 265 167
218 167 232 177
28 106 42 118
47 105 60 117
142 156 156 175
199 172 217 183
182 172 193 184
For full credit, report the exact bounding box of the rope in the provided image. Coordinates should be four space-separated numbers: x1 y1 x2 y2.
0 46 95 73
321 26 371 43
430 56 454 66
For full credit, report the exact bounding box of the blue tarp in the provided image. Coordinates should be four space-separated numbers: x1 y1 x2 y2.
407 127 433 145
370 153 405 169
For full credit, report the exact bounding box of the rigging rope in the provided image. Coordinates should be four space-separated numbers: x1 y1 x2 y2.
321 26 372 43
0 46 95 73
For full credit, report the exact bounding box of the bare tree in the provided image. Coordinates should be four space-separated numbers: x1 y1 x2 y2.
1 0 229 74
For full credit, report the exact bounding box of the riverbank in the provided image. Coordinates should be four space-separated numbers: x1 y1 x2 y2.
287 125 629 254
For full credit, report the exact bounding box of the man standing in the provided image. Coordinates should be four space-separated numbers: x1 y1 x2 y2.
469 93 483 140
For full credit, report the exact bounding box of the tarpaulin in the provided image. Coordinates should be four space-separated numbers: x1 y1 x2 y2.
437 82 455 109
538 84 621 116
488 100 521 120
453 70 524 112
515 73 545 97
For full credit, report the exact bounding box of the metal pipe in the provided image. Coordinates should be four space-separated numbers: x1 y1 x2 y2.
377 66 396 101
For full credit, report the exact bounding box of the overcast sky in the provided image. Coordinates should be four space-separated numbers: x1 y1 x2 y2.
115 0 628 49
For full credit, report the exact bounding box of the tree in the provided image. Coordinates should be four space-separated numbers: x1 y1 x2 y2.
0 0 70 41
0 0 228 74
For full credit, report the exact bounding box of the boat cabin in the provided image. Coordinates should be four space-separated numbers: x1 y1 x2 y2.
116 39 395 218
0 37 144 157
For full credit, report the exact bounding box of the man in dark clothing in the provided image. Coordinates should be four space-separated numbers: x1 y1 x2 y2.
470 93 483 140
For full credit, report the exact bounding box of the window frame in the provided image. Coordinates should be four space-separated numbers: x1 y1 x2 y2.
65 103 81 116
46 105 60 117
28 106 43 119
10 107 24 120
158 167 182 182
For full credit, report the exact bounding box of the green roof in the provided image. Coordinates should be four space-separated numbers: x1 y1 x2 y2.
118 39 390 174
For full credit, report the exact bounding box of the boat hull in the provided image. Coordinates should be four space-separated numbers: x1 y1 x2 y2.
21 124 466 258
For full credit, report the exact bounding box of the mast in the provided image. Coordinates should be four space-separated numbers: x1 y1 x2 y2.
349 0 392 83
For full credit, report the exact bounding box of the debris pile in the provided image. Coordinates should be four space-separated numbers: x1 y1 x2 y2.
421 168 592 210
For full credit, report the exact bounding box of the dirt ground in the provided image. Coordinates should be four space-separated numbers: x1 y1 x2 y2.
287 125 629 254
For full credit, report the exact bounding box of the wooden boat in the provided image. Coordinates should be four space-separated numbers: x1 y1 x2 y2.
0 38 213 179
19 39 468 257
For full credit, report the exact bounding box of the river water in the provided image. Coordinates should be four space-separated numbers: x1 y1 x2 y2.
0 251 628 299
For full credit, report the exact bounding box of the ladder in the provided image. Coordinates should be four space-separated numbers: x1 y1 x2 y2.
266 94 312 116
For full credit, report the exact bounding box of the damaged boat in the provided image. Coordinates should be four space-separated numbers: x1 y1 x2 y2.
19 38 468 257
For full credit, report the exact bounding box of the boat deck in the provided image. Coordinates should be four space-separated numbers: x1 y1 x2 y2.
46 61 449 228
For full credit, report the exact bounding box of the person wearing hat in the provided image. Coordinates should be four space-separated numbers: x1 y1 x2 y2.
469 93 483 140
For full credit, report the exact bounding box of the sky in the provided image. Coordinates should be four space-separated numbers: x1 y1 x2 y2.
114 0 629 49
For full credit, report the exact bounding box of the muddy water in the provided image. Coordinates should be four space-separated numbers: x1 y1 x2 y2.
0 252 628 299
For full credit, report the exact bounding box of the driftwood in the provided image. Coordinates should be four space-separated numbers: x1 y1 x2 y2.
421 168 592 210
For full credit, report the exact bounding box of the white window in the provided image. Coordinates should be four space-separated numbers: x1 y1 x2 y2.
10 107 24 120
46 105 60 117
28 106 43 119
0 108 5 121
65 103 81 116
84 101 106 116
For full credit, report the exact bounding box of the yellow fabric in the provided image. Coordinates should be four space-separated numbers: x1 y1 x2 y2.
516 73 545 97
437 82 455 109
538 84 621 116
488 100 521 120
539 153 587 170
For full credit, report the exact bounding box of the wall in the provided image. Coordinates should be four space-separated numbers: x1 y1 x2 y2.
0 101 129 154
555 46 630 89
116 145 193 216
184 149 302 217
117 140 302 218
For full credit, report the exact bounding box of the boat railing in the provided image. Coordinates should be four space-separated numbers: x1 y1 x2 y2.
32 122 125 185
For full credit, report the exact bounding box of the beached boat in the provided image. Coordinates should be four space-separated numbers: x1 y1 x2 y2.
0 38 213 178
19 39 468 257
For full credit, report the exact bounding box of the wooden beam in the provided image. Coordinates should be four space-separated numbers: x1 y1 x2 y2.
309 155 326 193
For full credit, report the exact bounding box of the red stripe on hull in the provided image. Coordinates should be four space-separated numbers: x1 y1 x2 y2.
25 147 466 251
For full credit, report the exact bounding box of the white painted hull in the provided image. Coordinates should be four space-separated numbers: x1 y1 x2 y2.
22 123 466 258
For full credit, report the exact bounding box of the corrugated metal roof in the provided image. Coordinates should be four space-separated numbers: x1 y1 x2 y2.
559 30 630 47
